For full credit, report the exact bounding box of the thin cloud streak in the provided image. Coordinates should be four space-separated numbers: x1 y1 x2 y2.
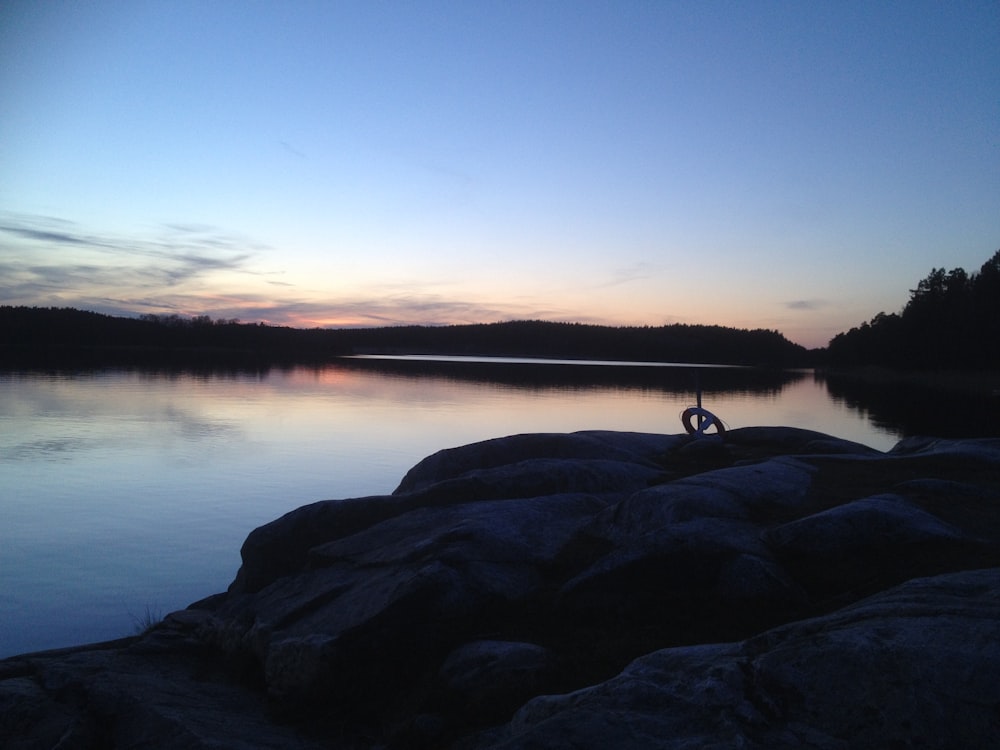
224 294 557 329
0 214 262 307
593 261 661 290
2 226 101 246
785 299 829 311
0 214 569 328
0 214 262 264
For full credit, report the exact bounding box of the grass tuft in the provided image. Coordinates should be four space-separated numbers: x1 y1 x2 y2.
130 605 164 635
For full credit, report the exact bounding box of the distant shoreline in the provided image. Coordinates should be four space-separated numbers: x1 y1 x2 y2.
1 306 815 368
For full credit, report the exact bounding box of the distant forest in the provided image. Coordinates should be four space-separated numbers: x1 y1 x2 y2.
827 248 1000 370
5 249 997 371
0 308 809 368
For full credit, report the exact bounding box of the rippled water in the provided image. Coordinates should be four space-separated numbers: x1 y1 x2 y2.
0 361 898 656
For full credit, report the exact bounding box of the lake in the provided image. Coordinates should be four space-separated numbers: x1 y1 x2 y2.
1 357 994 657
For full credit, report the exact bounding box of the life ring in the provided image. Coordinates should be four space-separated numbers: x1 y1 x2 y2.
681 407 725 435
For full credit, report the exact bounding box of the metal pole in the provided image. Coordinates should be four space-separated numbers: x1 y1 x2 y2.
695 370 703 430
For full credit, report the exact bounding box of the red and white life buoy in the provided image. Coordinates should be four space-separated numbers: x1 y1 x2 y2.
681 407 725 435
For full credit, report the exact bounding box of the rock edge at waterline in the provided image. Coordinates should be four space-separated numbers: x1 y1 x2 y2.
3 427 999 749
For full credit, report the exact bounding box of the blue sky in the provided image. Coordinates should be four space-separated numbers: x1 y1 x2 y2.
2 1 998 348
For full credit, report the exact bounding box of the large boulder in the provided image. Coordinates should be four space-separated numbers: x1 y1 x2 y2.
762 492 978 597
233 431 669 594
3 427 999 749
210 492 611 714
463 568 1000 750
394 431 676 492
0 615 328 749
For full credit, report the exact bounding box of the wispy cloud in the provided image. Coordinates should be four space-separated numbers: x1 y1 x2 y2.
279 140 307 159
2 226 101 246
0 213 263 308
207 293 551 328
0 213 602 329
0 213 261 264
593 261 661 289
785 299 829 311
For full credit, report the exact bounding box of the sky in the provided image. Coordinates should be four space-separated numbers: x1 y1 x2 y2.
1 1 998 349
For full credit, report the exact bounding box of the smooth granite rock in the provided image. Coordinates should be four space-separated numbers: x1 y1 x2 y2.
462 568 1000 750
3 428 999 749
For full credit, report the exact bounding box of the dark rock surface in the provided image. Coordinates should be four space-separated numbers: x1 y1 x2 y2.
3 427 999 748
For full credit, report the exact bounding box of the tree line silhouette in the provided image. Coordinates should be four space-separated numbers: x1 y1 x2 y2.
0 307 808 368
6 249 996 371
337 320 808 365
827 249 1000 370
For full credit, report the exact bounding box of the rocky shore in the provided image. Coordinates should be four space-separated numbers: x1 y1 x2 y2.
3 427 999 748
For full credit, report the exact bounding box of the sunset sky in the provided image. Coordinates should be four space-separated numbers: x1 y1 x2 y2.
2 1 998 349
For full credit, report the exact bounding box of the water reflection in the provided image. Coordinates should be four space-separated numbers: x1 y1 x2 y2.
819 370 1000 439
4 437 91 461
334 355 807 396
334 357 1000 441
0 372 244 466
4 360 990 657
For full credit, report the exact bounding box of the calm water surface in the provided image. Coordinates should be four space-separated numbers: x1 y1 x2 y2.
1 360 897 657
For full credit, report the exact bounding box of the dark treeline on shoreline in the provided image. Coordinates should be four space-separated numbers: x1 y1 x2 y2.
827 249 1000 370
340 319 809 365
4 248 998 372
0 307 810 368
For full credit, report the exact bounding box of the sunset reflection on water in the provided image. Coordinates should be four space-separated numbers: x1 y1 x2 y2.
1 361 898 657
